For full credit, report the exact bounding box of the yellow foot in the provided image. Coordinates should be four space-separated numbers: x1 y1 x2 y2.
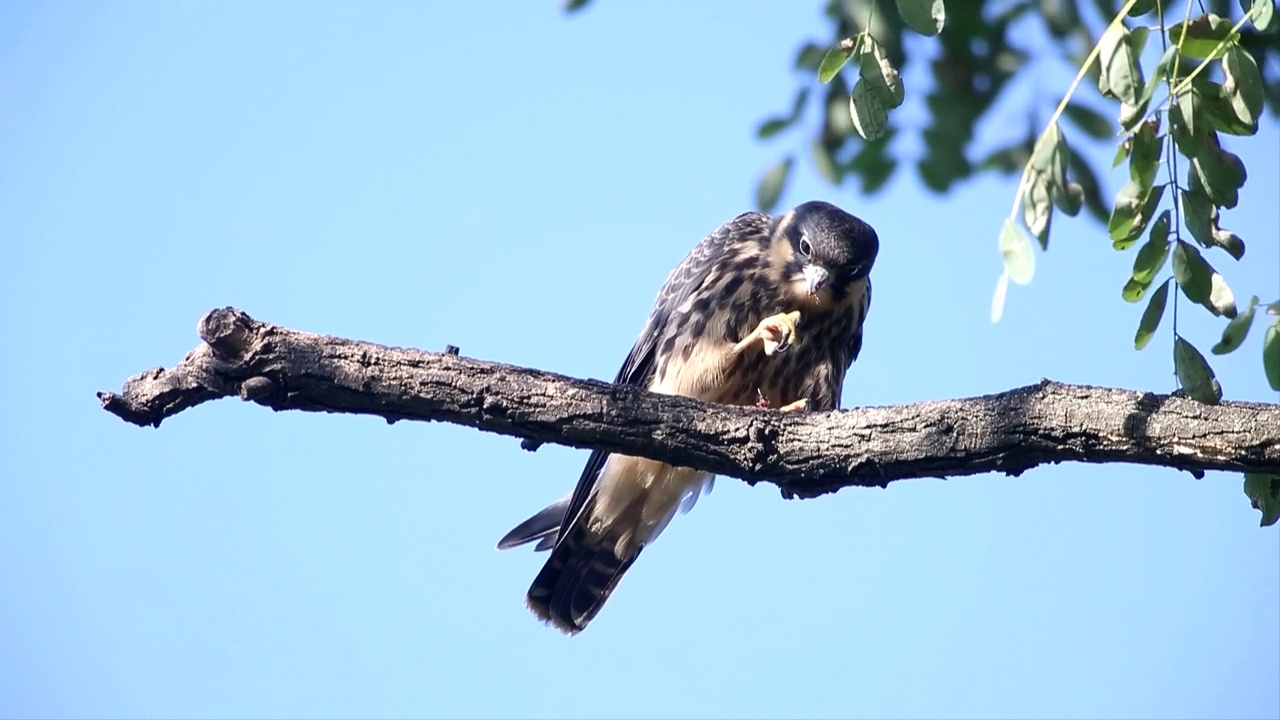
779 398 809 412
733 310 801 356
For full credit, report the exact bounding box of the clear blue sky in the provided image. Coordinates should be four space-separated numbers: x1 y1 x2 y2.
3 2 1277 718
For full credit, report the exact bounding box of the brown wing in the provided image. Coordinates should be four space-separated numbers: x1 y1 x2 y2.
553 211 772 543
496 211 773 552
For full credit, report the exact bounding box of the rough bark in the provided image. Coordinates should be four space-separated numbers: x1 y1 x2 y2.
98 307 1280 498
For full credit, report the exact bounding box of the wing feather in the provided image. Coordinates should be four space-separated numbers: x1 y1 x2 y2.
553 212 772 545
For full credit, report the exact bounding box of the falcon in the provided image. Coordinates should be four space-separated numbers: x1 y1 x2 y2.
497 200 879 634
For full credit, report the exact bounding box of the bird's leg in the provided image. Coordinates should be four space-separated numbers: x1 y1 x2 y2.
755 389 772 408
732 310 801 357
778 398 809 412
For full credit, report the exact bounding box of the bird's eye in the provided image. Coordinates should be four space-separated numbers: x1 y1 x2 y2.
798 238 813 258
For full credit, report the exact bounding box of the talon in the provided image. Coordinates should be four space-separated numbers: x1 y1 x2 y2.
779 398 809 412
735 310 801 356
756 389 772 409
763 311 801 355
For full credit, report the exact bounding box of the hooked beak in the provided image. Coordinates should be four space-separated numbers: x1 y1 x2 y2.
802 264 830 296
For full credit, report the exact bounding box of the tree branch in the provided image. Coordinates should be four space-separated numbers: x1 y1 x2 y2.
98 307 1280 498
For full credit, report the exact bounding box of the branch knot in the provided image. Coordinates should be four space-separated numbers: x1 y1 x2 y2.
199 307 257 359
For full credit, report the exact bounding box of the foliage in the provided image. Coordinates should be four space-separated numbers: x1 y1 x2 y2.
1244 472 1280 526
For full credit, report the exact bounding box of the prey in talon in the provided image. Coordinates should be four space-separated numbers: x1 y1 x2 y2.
496 200 879 635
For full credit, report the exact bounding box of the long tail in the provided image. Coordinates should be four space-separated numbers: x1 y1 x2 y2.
525 498 642 635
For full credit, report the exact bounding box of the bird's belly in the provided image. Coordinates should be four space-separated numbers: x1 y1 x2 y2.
706 343 816 408
656 338 795 407
590 454 713 556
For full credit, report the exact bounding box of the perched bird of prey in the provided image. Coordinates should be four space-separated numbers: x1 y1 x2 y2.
497 200 879 634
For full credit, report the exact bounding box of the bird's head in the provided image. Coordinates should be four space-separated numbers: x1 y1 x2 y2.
775 200 879 306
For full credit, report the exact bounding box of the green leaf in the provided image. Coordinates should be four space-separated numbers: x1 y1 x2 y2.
1181 175 1244 260
819 39 858 84
1053 182 1085 217
1172 240 1212 305
1222 47 1265 128
1098 24 1144 105
1041 0 1079 37
756 156 793 212
1135 280 1170 349
1112 140 1129 168
1000 219 1035 285
1172 87 1207 157
1030 124 1067 185
1109 181 1165 250
1243 0 1276 31
980 143 1033 173
1173 240 1237 317
788 87 810 121
1111 179 1141 240
849 134 898 193
1178 84 1200 139
794 43 827 72
1243 473 1280 527
825 74 855 137
1131 210 1172 283
1063 102 1113 139
1201 77 1259 136
1022 175 1054 247
1122 277 1151 303
1140 46 1178 108
918 125 971 193
1181 183 1216 248
1191 133 1247 209
1033 124 1081 217
1122 274 1160 302
810 139 841 183
564 0 591 11
1108 180 1143 247
1210 227 1247 260
1169 14 1237 60
991 271 1009 323
1265 320 1280 391
1098 60 1111 104
896 0 946 36
849 79 890 141
1129 26 1152 56
1212 296 1259 354
1174 335 1223 404
1129 0 1159 15
757 117 792 140
1128 119 1162 191
859 39 905 109
1208 272 1238 319
1119 98 1151 133
1069 151 1109 224
1018 127 1075 247
1139 184 1166 241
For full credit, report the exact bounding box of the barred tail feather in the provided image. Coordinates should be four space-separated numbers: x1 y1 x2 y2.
495 494 569 551
525 506 642 635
